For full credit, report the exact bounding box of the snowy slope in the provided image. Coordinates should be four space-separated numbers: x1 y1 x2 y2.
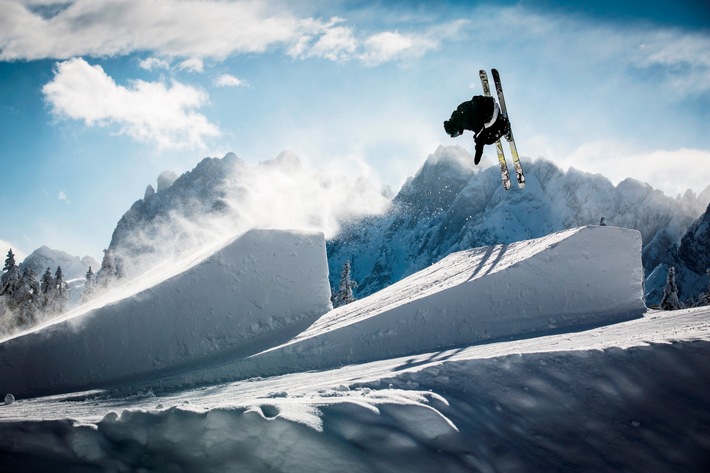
0 225 708 472
238 225 646 381
0 230 331 397
1 310 708 472
22 225 646 396
0 226 643 398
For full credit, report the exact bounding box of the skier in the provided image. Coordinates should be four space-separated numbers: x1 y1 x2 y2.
443 95 511 165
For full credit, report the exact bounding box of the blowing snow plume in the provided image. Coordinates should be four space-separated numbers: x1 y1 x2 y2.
106 151 391 278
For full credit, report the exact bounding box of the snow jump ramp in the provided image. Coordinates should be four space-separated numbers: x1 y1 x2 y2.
0 226 646 396
0 230 332 397
242 225 647 378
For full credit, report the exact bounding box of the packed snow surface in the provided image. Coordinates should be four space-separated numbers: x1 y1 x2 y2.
234 225 646 381
0 229 332 397
1 226 708 472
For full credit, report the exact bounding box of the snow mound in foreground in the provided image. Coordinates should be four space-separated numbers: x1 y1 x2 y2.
0 230 332 397
241 226 646 378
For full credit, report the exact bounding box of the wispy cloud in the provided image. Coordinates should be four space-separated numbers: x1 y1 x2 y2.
287 18 358 62
57 190 70 203
214 74 248 88
468 5 710 97
138 56 170 71
631 29 710 96
177 57 204 73
42 58 220 149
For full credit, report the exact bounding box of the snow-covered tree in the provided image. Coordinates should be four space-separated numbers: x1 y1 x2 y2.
659 266 684 310
40 267 54 309
14 267 41 325
52 266 68 314
96 249 122 288
1 249 21 297
82 266 96 302
332 260 358 308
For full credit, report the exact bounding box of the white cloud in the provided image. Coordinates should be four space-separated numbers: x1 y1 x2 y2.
177 57 204 73
57 190 70 203
358 31 431 66
0 0 336 60
358 19 467 66
288 18 358 62
0 1 464 66
139 56 170 71
42 58 220 149
632 30 710 95
214 74 248 88
561 140 710 197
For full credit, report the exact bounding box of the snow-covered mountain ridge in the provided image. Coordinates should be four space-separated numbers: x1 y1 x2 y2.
19 246 98 282
97 146 708 305
327 146 710 303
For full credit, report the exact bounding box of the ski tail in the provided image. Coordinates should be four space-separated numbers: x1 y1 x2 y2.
479 69 511 191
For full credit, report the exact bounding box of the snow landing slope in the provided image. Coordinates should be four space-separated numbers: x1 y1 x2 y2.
0 230 332 397
235 225 646 380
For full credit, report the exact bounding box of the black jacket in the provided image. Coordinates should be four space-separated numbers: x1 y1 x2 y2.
444 95 510 164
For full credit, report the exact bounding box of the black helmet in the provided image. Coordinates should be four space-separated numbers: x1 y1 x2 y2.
444 120 462 137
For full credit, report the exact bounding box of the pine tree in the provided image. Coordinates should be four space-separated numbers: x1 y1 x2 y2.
40 267 54 309
332 260 358 308
14 267 40 325
659 266 684 310
3 249 16 271
52 266 68 314
1 249 21 297
96 249 120 287
82 266 96 302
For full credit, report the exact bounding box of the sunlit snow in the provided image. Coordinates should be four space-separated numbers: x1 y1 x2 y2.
0 226 708 472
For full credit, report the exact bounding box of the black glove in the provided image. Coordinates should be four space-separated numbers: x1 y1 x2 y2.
473 139 484 165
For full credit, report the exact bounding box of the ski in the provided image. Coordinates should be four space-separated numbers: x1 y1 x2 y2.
479 69 511 191
491 68 525 189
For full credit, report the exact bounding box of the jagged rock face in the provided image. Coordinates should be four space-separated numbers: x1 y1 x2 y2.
108 153 247 268
678 203 710 275
327 146 710 300
102 145 708 304
644 203 710 306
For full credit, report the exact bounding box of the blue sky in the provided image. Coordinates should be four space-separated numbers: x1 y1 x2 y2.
1 0 709 261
